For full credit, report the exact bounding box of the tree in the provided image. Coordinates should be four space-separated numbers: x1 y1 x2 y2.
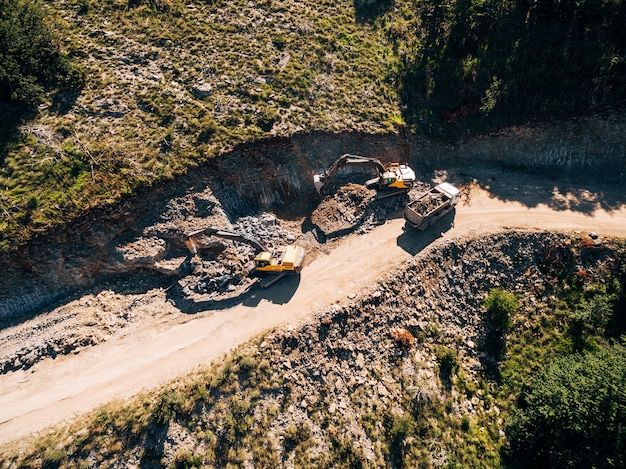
506 344 626 468
0 0 83 105
484 288 519 333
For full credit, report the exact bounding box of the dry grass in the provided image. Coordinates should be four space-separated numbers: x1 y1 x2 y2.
0 0 403 250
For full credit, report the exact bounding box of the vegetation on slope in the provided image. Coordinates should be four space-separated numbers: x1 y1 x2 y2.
0 0 84 106
397 0 626 133
1 233 624 468
0 0 625 250
507 344 626 468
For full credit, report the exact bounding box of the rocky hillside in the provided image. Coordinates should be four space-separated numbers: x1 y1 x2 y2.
2 229 623 467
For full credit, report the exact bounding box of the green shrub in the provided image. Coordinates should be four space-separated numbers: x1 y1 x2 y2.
256 107 278 132
152 389 185 424
434 345 459 382
0 0 84 105
399 0 626 134
42 448 66 469
484 288 519 333
506 344 626 468
171 449 203 469
569 293 617 351
283 421 313 452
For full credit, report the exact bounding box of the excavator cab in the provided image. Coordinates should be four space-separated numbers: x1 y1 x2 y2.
254 251 273 268
381 172 397 186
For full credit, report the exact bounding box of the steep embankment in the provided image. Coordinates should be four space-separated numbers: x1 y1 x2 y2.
1 172 625 449
1 225 624 466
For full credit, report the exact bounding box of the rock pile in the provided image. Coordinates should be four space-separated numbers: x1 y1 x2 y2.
178 212 302 298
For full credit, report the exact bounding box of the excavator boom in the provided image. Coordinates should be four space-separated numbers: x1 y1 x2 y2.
314 153 415 195
314 154 386 193
184 225 305 288
185 226 267 255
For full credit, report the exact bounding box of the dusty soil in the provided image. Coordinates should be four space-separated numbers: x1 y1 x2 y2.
1 166 625 447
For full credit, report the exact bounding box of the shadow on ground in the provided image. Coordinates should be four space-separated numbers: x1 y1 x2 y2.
166 273 301 314
396 210 456 256
450 166 625 215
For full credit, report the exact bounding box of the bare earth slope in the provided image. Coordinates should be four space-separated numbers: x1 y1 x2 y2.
1 175 625 446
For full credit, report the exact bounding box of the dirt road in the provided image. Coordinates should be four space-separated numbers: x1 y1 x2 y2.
1 181 625 447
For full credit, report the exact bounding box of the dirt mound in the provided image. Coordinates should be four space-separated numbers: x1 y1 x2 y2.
309 183 431 240
310 184 376 238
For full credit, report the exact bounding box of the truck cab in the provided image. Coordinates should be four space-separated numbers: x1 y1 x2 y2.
435 182 461 205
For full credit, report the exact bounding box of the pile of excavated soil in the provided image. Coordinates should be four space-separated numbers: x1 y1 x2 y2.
310 182 432 240
310 184 376 238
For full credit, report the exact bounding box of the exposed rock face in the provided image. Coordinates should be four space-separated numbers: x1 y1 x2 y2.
1 229 619 382
190 82 213 99
2 116 625 319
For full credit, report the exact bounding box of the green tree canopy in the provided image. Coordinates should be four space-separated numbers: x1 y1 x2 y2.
484 288 519 332
507 343 626 468
0 0 83 105
400 0 626 132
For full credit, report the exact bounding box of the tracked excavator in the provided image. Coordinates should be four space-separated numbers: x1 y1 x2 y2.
184 226 305 289
313 154 415 198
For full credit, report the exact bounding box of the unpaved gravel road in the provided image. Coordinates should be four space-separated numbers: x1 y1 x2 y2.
1 177 625 447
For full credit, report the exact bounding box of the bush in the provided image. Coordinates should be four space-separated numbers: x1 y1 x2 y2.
0 0 84 105
434 344 459 382
283 421 313 452
484 288 519 333
399 0 626 134
152 389 185 424
171 449 203 469
42 448 66 469
506 344 626 468
569 293 618 351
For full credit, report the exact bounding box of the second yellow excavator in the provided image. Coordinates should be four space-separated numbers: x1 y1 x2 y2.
184 226 305 288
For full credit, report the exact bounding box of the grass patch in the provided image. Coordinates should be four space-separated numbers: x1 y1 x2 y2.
2 0 624 250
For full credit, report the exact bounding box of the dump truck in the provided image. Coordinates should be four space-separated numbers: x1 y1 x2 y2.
185 226 305 288
403 182 460 231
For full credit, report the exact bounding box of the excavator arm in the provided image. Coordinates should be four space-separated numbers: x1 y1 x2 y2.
185 226 267 255
314 154 415 196
184 226 306 287
313 154 386 193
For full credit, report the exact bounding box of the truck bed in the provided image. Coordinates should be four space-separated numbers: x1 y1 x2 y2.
404 183 460 230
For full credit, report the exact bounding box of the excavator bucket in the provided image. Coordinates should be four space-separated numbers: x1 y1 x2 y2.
313 173 326 193
184 237 199 255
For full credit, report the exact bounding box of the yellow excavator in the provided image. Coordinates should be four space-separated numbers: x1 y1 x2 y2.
184 226 305 288
313 154 415 198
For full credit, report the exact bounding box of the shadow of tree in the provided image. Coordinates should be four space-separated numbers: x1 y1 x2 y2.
0 103 33 167
354 0 394 24
452 168 625 216
49 87 82 115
